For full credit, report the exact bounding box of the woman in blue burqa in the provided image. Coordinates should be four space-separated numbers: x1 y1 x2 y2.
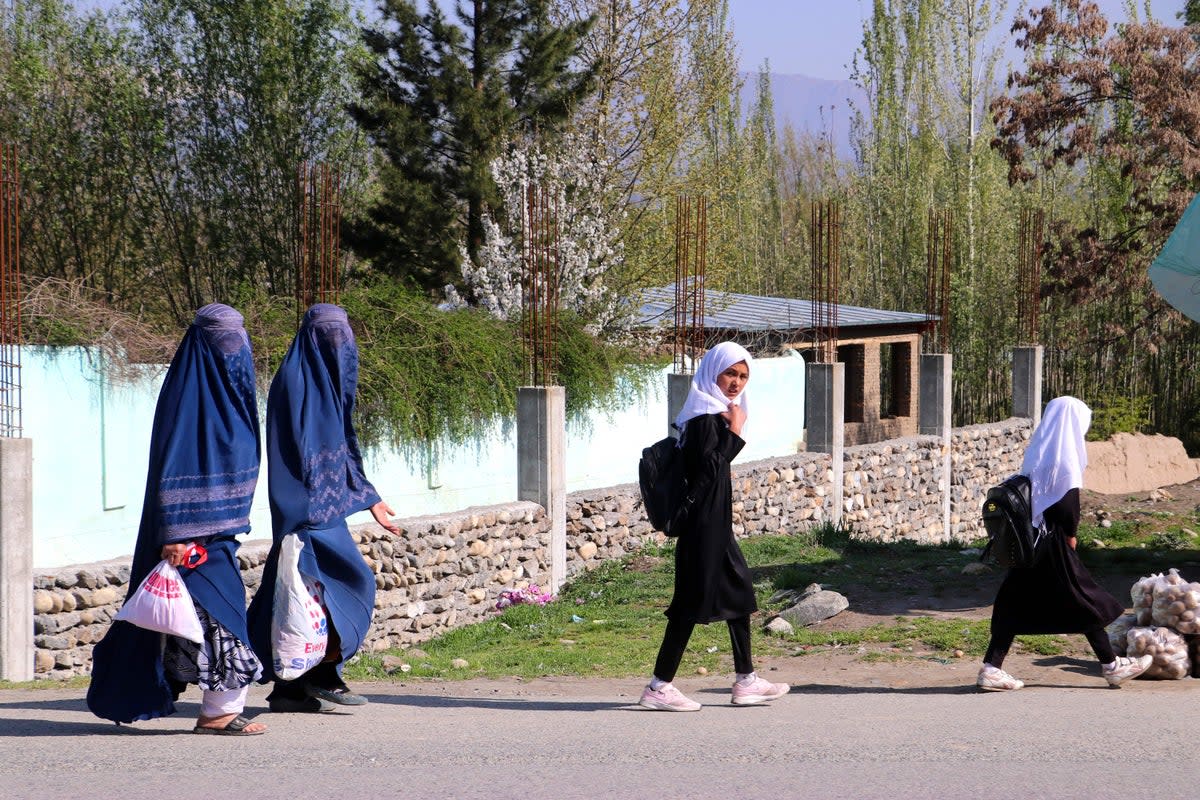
87 304 266 735
248 303 399 713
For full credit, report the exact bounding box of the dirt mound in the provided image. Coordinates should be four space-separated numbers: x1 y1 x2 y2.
1085 432 1200 495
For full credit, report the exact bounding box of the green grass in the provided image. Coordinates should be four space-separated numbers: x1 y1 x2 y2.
339 514 1200 683
345 523 1035 682
0 676 90 690
21 508 1195 690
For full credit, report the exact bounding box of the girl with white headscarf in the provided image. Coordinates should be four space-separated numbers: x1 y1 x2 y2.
978 397 1150 691
638 342 789 711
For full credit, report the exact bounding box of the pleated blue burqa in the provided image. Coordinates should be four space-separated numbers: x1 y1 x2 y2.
87 304 261 724
247 303 381 682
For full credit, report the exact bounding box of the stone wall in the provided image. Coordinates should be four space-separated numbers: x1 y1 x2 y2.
30 418 1032 679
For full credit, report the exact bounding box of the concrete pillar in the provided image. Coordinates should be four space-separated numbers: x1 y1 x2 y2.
666 373 691 439
1013 346 1044 427
517 387 566 593
920 354 953 542
0 437 33 682
806 362 845 526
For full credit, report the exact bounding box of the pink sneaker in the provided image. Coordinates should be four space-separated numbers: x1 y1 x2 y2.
638 683 702 712
731 675 790 705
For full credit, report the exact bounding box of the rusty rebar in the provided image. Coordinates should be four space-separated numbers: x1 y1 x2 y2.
924 208 953 353
810 199 841 363
521 181 560 385
1017 208 1043 345
296 162 343 327
673 195 707 374
0 143 22 438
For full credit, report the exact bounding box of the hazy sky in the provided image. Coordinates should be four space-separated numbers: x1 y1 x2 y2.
726 0 1186 81
74 0 1189 82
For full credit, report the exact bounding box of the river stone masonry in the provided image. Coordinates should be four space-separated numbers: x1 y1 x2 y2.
31 418 1031 678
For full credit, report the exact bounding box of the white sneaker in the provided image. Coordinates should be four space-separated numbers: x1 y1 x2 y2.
638 683 702 711
977 664 1023 691
730 675 790 705
1103 655 1152 688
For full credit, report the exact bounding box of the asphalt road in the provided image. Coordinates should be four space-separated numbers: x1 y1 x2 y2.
2 655 1197 800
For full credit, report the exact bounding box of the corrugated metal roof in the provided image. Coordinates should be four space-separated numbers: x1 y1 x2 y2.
637 285 933 332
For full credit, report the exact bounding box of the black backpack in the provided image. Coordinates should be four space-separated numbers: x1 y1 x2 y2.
980 474 1046 568
638 435 694 536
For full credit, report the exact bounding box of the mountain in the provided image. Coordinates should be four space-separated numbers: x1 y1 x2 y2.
739 72 865 159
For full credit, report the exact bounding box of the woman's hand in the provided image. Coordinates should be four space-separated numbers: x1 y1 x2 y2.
160 542 192 567
720 402 747 436
371 500 400 534
1067 535 1077 551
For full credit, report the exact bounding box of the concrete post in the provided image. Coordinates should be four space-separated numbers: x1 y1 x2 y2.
806 362 845 526
920 354 953 542
666 373 691 439
517 387 566 593
1013 346 1044 427
0 437 33 682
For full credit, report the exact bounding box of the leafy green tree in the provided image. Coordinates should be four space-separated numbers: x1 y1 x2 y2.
348 0 595 292
554 0 694 294
126 0 367 320
991 0 1200 446
0 1 145 303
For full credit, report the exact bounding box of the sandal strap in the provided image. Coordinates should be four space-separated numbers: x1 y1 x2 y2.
223 715 252 731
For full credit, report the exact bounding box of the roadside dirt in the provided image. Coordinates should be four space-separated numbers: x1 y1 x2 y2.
746 478 1200 688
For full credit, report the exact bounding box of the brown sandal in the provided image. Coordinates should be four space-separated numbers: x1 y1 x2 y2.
192 714 265 736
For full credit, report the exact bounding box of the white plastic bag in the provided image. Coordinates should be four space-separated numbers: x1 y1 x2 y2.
1106 613 1137 657
1131 573 1163 627
1126 625 1191 680
1149 568 1200 634
114 560 205 643
270 533 329 680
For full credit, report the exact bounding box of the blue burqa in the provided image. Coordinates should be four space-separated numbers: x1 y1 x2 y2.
247 303 382 682
87 304 261 724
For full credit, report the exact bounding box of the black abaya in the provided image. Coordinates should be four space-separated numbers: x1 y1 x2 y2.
989 489 1123 635
665 413 758 623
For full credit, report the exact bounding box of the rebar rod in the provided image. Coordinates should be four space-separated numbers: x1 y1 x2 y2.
0 143 22 438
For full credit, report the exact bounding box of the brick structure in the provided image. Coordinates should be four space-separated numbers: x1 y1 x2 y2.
637 286 932 448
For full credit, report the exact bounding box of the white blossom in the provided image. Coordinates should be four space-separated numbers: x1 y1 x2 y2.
458 131 627 332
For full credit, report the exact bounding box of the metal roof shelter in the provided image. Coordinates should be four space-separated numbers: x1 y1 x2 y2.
638 285 936 446
637 285 934 352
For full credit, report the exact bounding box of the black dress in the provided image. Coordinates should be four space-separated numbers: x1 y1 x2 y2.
989 489 1123 635
665 413 758 623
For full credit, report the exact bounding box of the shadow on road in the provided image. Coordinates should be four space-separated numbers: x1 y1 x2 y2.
0 718 181 737
365 693 627 712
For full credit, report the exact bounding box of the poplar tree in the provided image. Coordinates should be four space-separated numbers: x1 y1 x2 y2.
348 0 595 292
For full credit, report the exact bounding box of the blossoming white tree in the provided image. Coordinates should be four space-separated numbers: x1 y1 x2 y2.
455 131 626 332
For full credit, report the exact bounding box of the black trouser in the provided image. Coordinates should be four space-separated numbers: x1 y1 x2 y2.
267 661 346 700
984 626 1115 669
653 615 753 681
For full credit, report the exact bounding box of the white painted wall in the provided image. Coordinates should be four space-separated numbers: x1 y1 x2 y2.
23 347 805 567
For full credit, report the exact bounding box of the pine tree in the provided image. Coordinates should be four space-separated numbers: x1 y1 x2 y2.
348 0 595 292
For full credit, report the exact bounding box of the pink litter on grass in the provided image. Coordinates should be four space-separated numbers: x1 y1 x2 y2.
494 584 554 610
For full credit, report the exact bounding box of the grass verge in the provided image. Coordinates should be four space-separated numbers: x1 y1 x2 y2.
346 524 1084 683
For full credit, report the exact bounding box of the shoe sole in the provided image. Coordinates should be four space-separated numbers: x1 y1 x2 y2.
1106 675 1142 688
731 694 788 705
1105 670 1149 688
638 699 700 712
976 683 1021 692
192 724 266 736
306 687 369 706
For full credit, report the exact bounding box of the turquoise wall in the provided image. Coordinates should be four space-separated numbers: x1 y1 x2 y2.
24 347 805 568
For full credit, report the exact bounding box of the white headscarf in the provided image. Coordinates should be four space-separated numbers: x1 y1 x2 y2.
1020 396 1091 527
674 341 753 433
